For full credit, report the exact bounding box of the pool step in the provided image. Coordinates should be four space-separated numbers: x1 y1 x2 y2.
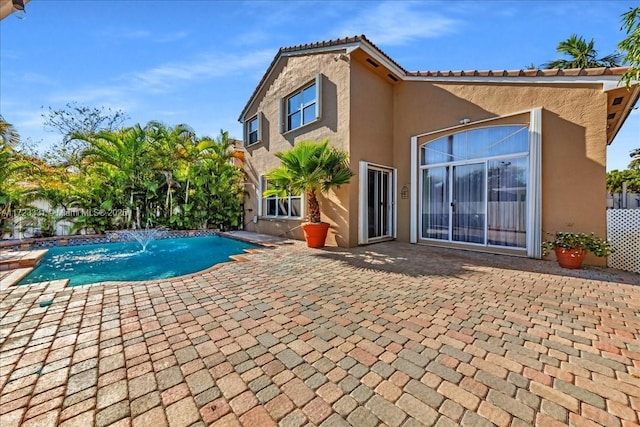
0 268 33 291
0 249 48 271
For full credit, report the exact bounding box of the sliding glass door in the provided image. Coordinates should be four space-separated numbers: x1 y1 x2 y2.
452 163 485 244
367 167 393 240
419 125 529 249
422 167 449 240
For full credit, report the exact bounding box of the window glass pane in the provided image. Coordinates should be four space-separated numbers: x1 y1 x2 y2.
249 131 258 144
249 118 258 133
468 126 528 158
302 104 316 124
263 178 302 218
452 133 467 160
452 163 485 244
421 126 528 165
421 167 449 240
289 198 301 217
278 200 288 216
302 84 316 104
287 93 302 113
288 111 301 130
368 170 376 238
487 157 527 247
266 198 277 216
421 137 452 165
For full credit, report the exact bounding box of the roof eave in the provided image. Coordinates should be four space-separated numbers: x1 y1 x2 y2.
238 40 365 123
607 83 640 145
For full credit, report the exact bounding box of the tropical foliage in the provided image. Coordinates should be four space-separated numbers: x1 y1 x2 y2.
0 116 36 235
619 7 640 87
2 113 245 237
264 140 353 223
630 148 640 170
542 34 621 69
70 123 244 232
607 169 640 193
542 232 614 258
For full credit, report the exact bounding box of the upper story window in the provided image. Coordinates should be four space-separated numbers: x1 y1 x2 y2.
282 74 323 133
244 113 262 147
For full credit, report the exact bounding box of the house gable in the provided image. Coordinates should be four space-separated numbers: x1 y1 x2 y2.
238 35 638 251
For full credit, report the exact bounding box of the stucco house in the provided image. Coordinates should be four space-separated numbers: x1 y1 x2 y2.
238 35 639 265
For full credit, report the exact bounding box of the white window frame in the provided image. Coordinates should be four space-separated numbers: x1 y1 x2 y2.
410 109 542 258
281 74 323 133
244 112 262 147
358 161 397 245
260 177 303 219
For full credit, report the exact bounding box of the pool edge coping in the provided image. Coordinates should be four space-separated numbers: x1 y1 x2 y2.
3 231 285 291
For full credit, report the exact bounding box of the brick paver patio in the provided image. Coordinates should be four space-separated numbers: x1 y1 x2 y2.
1 241 639 427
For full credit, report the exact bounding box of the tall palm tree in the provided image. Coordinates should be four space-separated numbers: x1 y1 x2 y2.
264 140 354 224
0 115 20 147
542 34 622 69
77 125 150 228
619 7 640 87
174 133 217 206
0 116 34 235
145 121 195 217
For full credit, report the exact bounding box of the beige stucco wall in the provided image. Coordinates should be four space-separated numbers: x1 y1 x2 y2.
241 52 352 246
393 81 608 265
347 57 395 245
242 49 610 262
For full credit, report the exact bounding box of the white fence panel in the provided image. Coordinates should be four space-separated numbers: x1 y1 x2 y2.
607 209 640 273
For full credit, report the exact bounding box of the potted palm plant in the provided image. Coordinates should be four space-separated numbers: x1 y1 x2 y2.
264 139 354 248
542 232 614 269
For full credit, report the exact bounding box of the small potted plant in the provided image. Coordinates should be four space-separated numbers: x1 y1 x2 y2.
542 232 614 269
264 139 354 248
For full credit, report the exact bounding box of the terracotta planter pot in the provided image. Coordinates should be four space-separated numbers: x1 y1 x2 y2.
554 247 586 269
302 222 330 248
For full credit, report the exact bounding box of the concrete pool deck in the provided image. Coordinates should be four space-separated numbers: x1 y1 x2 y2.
0 239 639 426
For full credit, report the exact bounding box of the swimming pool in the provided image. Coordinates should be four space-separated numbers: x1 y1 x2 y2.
19 235 257 286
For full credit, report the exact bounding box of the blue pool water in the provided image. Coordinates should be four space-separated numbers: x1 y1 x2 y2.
19 235 256 286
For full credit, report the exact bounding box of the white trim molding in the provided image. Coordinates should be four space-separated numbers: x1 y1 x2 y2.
410 136 418 243
359 161 397 245
527 108 543 258
358 161 367 245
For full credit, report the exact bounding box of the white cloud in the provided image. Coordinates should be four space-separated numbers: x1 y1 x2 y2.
120 29 151 39
126 49 274 92
21 72 57 86
335 1 459 46
99 27 188 43
156 31 189 43
41 48 275 131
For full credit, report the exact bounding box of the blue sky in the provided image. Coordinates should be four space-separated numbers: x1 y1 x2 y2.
1 0 638 171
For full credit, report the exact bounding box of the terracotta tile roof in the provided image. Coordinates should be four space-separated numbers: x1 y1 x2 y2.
279 34 407 74
239 34 632 121
239 35 406 121
407 67 631 78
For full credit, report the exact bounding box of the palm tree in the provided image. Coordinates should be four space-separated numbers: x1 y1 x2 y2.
0 115 20 147
77 125 150 228
145 121 196 218
542 34 622 69
619 7 640 87
264 140 353 224
630 148 640 170
0 116 35 235
174 133 217 206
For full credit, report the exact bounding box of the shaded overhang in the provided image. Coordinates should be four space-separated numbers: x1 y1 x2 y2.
0 0 30 20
